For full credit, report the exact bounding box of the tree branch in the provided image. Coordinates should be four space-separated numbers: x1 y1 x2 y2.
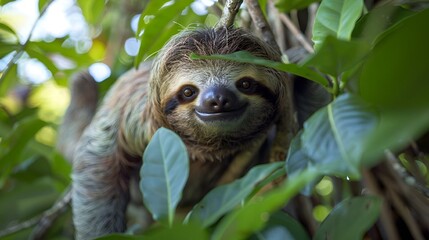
0 187 71 239
244 0 279 52
385 150 429 198
30 187 72 240
278 13 314 53
217 0 244 28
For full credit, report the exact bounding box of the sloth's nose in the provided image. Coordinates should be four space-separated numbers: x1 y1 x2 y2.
200 87 238 113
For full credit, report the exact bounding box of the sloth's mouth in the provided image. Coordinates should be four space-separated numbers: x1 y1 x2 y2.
195 105 247 122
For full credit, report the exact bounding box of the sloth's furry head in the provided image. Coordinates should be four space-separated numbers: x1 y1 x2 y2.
148 27 289 161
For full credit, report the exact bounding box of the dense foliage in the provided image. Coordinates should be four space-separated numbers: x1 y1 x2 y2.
0 0 428 239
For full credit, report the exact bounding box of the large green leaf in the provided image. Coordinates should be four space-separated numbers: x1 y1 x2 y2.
286 93 377 179
98 223 208 240
359 8 429 110
303 36 370 78
275 0 319 12
32 39 93 66
0 117 47 187
314 196 382 240
77 0 105 24
140 127 189 226
352 5 417 44
312 0 364 51
187 162 283 227
141 7 206 63
0 43 19 58
357 9 429 161
192 51 329 87
211 169 319 240
0 0 17 6
251 211 310 240
26 44 59 75
363 108 429 167
135 0 195 67
137 0 172 30
0 177 59 228
0 22 18 40
38 0 49 12
0 62 17 96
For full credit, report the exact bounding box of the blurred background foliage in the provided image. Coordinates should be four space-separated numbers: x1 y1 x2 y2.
0 0 147 238
0 0 428 239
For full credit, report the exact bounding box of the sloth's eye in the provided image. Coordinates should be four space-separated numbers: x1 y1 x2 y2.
179 85 198 102
183 88 194 97
236 77 257 93
241 80 251 89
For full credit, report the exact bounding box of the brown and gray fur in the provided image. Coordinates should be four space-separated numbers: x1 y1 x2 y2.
61 27 296 239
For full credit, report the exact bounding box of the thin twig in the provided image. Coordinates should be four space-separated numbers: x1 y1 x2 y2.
217 0 244 28
306 3 318 40
362 169 400 240
244 0 279 52
0 187 71 238
379 174 425 240
278 12 314 53
30 187 72 240
0 0 55 85
385 150 429 198
268 2 286 53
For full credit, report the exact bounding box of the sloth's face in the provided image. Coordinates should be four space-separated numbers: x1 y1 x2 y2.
161 63 281 148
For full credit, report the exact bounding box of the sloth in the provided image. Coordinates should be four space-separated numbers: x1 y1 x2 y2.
59 27 301 239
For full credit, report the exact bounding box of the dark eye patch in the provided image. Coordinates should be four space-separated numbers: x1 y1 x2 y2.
236 77 277 104
164 85 199 115
164 98 179 115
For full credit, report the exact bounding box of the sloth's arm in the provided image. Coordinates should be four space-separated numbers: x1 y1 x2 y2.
72 109 130 240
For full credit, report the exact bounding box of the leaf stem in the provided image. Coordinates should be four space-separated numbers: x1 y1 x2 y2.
329 75 339 98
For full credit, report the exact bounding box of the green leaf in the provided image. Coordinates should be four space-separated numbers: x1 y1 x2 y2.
135 0 195 67
0 0 16 6
303 36 370 78
95 235 136 240
286 93 377 179
0 22 18 40
33 39 93 66
363 108 429 166
140 127 189 226
49 151 72 184
0 62 17 96
275 0 319 12
312 0 364 51
355 10 429 163
0 117 47 187
137 0 172 30
187 162 283 227
0 43 19 58
143 7 206 62
0 177 59 227
359 8 429 110
258 0 268 16
352 5 417 44
251 211 310 240
26 43 58 75
314 196 382 240
192 51 329 87
212 169 319 240
97 222 209 240
38 0 49 12
77 0 105 24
